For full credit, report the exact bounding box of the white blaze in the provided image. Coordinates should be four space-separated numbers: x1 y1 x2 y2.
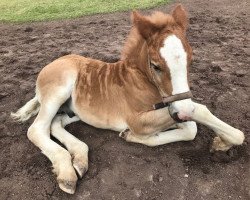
160 35 189 94
160 35 194 119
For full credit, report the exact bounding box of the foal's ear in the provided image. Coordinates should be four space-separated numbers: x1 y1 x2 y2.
132 11 158 39
172 4 188 32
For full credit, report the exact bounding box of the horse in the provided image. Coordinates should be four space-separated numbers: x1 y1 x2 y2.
11 4 245 194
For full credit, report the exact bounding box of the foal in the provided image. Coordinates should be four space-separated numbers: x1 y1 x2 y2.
11 5 245 194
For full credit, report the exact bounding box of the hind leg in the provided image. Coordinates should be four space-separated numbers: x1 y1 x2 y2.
28 94 77 194
51 114 89 178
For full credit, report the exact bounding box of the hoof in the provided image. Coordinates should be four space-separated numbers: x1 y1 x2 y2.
73 158 88 178
58 179 77 194
119 129 130 139
210 137 232 152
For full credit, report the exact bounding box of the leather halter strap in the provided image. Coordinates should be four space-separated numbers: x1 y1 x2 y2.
153 91 193 110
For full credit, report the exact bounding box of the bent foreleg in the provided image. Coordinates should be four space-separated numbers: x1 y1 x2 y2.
121 107 193 146
120 121 197 147
191 102 245 151
127 107 175 136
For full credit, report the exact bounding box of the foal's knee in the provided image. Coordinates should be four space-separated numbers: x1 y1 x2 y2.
27 125 40 143
27 123 49 145
179 121 197 141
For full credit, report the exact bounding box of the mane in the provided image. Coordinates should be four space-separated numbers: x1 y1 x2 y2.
121 12 176 60
120 26 143 60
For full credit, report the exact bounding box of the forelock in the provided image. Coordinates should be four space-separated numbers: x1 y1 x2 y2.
146 12 175 29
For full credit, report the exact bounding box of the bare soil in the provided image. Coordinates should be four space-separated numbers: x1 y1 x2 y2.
0 0 249 199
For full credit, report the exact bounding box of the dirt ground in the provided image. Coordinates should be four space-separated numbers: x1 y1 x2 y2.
0 0 249 199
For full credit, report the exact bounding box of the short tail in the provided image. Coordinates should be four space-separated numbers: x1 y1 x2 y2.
11 96 40 123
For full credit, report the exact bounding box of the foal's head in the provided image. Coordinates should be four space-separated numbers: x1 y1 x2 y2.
131 5 194 119
132 4 192 97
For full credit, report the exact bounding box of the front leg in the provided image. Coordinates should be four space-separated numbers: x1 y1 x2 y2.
120 121 197 147
191 102 245 151
127 107 176 136
121 108 197 146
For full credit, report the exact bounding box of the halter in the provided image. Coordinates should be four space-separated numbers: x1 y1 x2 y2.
152 91 193 110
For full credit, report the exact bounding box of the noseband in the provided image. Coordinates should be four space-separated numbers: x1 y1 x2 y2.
152 91 193 110
153 91 193 123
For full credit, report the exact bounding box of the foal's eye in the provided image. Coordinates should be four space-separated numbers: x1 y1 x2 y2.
150 62 162 73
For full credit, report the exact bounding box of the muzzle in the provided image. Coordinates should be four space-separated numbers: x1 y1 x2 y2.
153 91 193 123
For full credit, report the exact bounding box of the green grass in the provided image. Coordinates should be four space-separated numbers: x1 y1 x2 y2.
0 0 168 23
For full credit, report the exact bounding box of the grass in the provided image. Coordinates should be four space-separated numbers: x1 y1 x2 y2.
0 0 169 23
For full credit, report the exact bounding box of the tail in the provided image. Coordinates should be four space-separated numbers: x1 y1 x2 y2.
11 96 40 123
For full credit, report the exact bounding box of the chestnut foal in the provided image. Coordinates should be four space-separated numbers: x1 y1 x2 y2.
11 5 244 194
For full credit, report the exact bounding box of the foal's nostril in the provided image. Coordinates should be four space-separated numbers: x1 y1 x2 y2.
171 112 178 117
172 112 179 119
171 112 185 122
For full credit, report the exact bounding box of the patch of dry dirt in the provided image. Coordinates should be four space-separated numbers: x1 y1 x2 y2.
0 0 249 199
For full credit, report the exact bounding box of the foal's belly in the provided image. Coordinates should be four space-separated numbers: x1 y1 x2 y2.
72 105 128 132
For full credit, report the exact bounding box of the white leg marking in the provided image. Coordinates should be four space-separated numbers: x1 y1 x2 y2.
121 121 197 147
28 84 78 194
51 114 89 178
28 102 77 194
191 102 245 150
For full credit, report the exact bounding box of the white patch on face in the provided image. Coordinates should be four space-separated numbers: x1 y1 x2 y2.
160 35 189 95
160 35 194 119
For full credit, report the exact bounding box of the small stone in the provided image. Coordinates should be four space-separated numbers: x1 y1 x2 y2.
82 191 91 198
0 112 7 123
24 27 33 32
184 174 189 178
3 49 13 56
245 112 250 119
148 174 153 182
211 65 223 72
59 50 71 56
234 70 247 77
43 33 51 38
0 92 9 99
134 188 142 197
196 97 204 101
215 17 221 23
